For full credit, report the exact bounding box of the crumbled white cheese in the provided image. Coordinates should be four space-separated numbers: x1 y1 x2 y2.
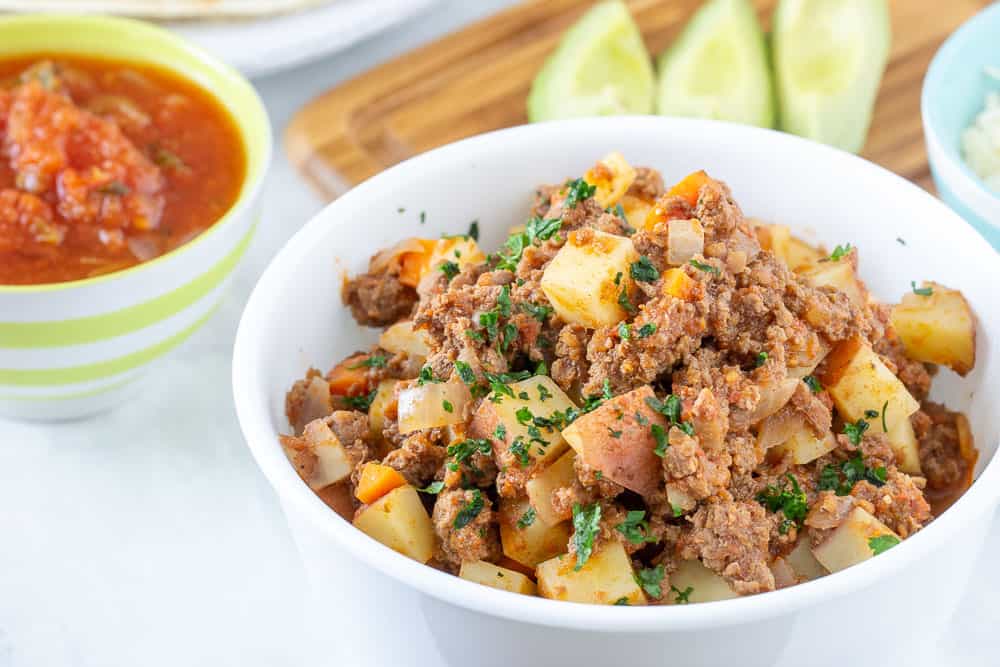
961 68 1000 193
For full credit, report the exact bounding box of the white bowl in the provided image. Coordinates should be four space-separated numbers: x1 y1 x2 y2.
233 117 1000 667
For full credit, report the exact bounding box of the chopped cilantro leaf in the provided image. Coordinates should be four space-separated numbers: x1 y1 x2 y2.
689 259 719 274
497 285 512 317
454 360 476 386
671 585 693 604
469 220 480 241
671 504 684 518
494 423 507 441
827 243 852 261
521 301 553 322
509 438 531 467
417 365 441 385
442 399 454 413
636 565 665 598
500 322 518 353
636 323 657 338
911 281 933 296
651 424 668 457
618 322 631 340
419 211 426 224
515 406 533 425
453 489 484 529
563 178 596 209
465 328 484 342
881 400 888 432
517 506 537 529
803 375 822 393
571 503 602 571
439 261 460 281
526 216 563 241
419 481 444 494
818 453 886 496
630 256 660 283
756 474 808 534
348 354 387 369
755 351 768 368
616 510 658 545
537 383 552 401
843 418 870 446
868 534 900 555
613 597 630 606
608 427 623 438
343 388 377 411
447 439 491 466
617 287 636 314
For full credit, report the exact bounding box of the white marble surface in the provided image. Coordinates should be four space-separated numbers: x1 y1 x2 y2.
0 2 997 665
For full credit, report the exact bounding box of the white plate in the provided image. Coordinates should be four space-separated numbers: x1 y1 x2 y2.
168 0 439 78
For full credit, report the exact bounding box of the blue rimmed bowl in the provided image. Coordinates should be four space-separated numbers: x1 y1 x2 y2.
922 2 1000 250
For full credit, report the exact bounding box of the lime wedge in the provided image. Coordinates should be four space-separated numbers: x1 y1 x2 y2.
773 0 891 153
527 1 654 122
655 0 774 128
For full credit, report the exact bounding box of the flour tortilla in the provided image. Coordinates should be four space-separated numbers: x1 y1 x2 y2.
0 0 333 19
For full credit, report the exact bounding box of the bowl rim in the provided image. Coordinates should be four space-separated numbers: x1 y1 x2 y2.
234 116 1000 633
0 13 272 295
921 2 1000 208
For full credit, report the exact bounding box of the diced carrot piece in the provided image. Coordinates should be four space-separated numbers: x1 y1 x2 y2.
327 353 372 397
662 267 697 301
355 463 408 504
397 240 435 287
667 170 710 207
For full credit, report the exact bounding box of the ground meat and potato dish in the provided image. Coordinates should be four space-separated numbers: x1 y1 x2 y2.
280 154 979 605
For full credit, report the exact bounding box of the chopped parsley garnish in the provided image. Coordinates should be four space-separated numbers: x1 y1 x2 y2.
453 490 484 529
868 534 900 555
803 375 822 393
826 243 852 261
617 287 636 314
521 301 553 322
468 220 480 241
571 502 602 571
646 394 681 423
756 474 808 534
348 354 387 369
634 412 649 426
630 256 660 283
671 585 693 604
864 408 879 419
342 388 377 411
483 369 533 401
537 383 552 401
636 323 657 338
515 406 533 425
418 480 445 494
447 439 491 466
454 360 476 386
671 504 684 518
526 216 563 241
755 351 769 368
497 285 512 317
500 322 519 353
843 418 870 446
439 261 460 281
494 423 507 441
417 365 441 385
509 438 531 467
442 399 454 413
618 322 631 340
517 507 537 529
614 271 622 286
896 237 906 246
636 565 665 598
616 510 658 545
651 424 668 457
689 259 719 274
613 597 630 606
911 281 933 296
563 178 596 209
818 453 887 496
881 400 888 432
608 427 623 438
419 211 426 224
465 328 484 342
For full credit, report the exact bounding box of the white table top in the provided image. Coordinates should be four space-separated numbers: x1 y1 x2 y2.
1 2 997 665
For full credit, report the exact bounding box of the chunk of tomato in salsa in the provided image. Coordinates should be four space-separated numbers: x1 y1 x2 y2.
0 57 245 285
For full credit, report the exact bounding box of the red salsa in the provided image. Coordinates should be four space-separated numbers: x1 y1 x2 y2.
0 56 246 285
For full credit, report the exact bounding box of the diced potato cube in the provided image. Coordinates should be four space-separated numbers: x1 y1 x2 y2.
886 415 921 475
584 152 637 208
540 229 639 328
526 450 578 526
890 282 976 375
785 535 828 581
811 506 899 573
665 560 738 604
368 379 399 440
785 238 823 272
397 380 471 434
773 426 837 465
666 219 704 265
379 321 431 359
427 237 486 273
755 223 791 262
499 498 571 567
353 485 436 563
800 259 865 306
818 337 919 433
786 335 830 379
459 560 537 596
292 419 353 490
536 541 645 605
619 194 654 231
469 376 577 468
561 386 666 498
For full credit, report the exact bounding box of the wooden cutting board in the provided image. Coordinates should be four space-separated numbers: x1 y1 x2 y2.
286 0 989 201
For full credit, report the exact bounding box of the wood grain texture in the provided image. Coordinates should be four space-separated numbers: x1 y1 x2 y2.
286 0 989 201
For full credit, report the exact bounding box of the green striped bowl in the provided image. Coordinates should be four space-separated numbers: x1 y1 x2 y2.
0 15 271 421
